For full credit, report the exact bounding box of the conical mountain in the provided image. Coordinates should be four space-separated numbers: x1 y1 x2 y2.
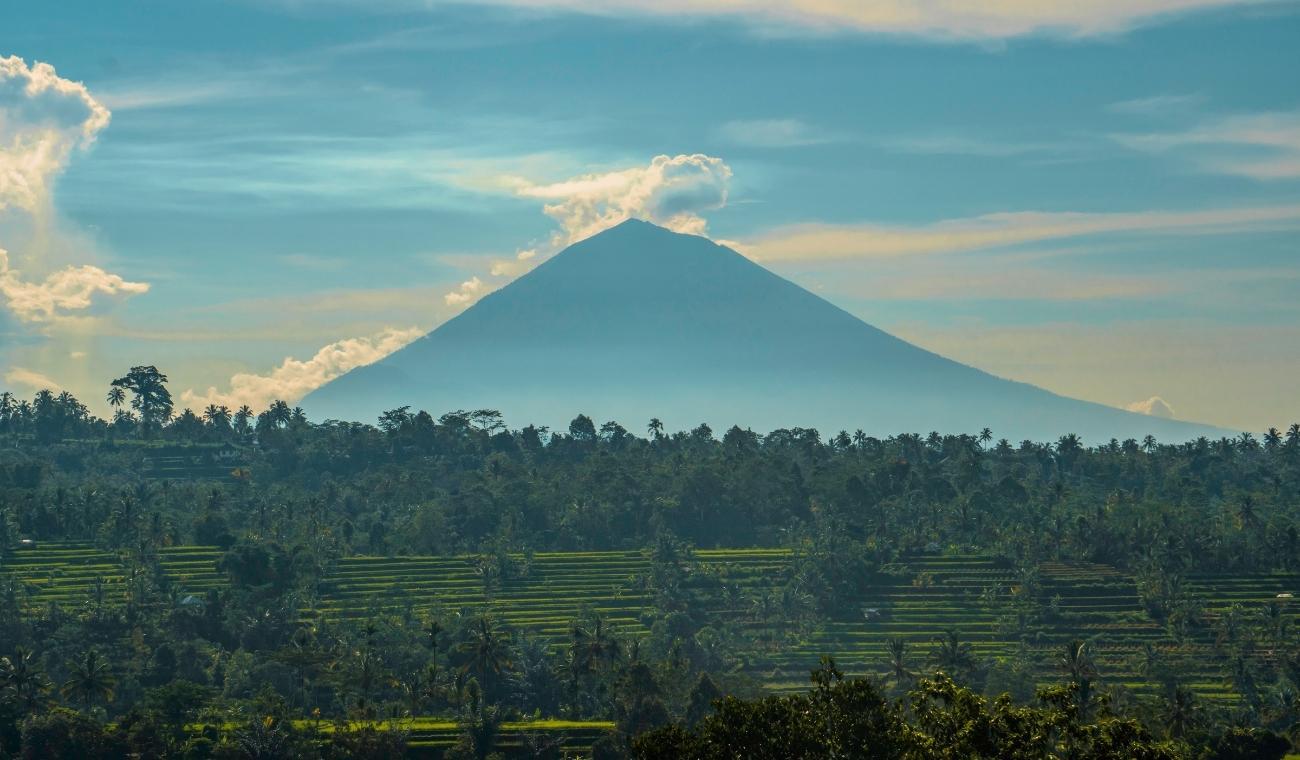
304 219 1231 441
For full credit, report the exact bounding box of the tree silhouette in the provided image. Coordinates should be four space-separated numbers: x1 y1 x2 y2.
110 366 173 436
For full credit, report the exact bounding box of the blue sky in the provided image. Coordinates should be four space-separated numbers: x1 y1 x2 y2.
2 0 1298 431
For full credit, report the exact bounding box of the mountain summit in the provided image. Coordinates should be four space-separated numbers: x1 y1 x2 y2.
304 220 1229 441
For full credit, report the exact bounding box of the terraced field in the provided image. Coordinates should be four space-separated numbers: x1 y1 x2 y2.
310 548 791 645
157 545 226 596
0 542 127 609
331 719 611 757
4 543 1297 703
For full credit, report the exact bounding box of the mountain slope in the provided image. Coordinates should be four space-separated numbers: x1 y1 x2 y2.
304 219 1232 442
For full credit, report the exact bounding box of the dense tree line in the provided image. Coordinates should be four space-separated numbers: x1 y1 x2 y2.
1 373 1299 757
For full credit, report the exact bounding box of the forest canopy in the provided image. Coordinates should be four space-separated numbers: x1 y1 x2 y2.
0 376 1298 758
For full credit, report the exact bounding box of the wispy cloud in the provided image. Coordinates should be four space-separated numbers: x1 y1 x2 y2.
180 326 422 410
743 204 1300 262
880 134 1077 158
3 366 61 392
313 0 1272 39
278 253 349 272
1113 110 1300 179
716 119 829 148
1107 93 1207 116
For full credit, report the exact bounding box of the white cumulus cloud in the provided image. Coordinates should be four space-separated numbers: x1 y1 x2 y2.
0 57 145 332
1126 396 1177 419
1 55 111 213
180 326 423 411
516 153 732 246
0 247 150 324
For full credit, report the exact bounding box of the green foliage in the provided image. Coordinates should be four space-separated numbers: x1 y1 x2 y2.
1 376 1299 757
633 664 1182 760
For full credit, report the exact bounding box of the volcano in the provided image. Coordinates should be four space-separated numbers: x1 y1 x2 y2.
304 219 1231 442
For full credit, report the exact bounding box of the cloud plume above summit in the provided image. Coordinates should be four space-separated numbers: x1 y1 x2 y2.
515 154 732 246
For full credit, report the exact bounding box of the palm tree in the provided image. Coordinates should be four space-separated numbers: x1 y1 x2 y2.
1056 433 1084 472
105 386 126 411
234 405 254 435
267 400 292 428
647 418 664 440
570 614 623 674
1058 639 1098 719
928 630 976 681
203 404 232 430
1162 686 1198 739
978 428 993 449
61 649 116 710
0 646 51 712
459 616 511 690
1264 427 1282 451
1235 495 1259 531
882 638 912 688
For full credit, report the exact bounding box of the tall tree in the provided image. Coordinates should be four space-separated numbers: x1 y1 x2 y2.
110 366 173 435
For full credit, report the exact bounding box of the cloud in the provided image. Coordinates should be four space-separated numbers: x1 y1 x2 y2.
1107 93 1207 116
1113 111 1300 179
0 57 145 329
516 153 732 245
0 55 111 213
437 154 733 308
1127 396 1176 418
717 119 827 148
443 275 485 306
337 0 1267 39
0 247 150 325
743 204 1300 262
180 326 423 410
3 366 62 392
880 134 1073 158
489 248 537 277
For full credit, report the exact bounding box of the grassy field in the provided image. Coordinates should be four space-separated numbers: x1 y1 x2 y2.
4 543 1297 704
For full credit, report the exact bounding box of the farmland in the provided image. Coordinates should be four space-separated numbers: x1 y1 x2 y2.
5 542 1296 705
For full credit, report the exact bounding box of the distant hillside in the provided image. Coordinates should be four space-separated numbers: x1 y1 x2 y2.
305 220 1233 442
